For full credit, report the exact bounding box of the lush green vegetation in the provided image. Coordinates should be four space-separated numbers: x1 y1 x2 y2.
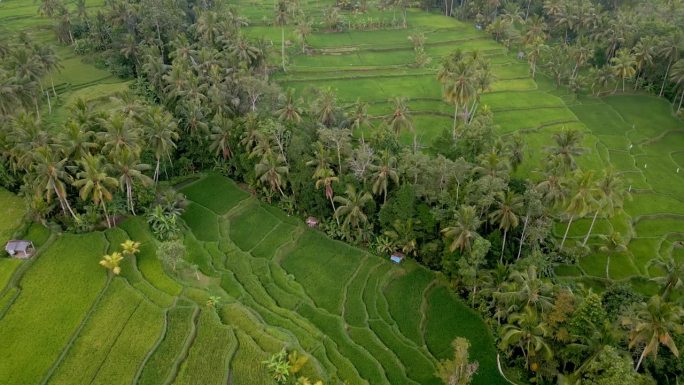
0 0 683 382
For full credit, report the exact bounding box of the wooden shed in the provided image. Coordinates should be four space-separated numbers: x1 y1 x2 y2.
5 240 35 259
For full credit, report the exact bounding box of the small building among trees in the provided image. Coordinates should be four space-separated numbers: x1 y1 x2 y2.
390 252 405 264
306 217 319 228
4 240 35 259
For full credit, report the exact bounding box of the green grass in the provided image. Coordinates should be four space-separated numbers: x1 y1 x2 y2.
180 174 249 215
425 286 507 385
182 202 220 242
0 188 25 246
137 306 197 385
384 265 434 346
0 233 108 385
0 258 22 292
175 309 236 385
228 200 282 251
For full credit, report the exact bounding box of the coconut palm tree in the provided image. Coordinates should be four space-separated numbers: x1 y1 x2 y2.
275 88 303 124
274 0 289 72
294 15 312 54
442 205 481 254
99 113 140 157
209 112 234 160
144 106 178 183
545 128 586 172
311 87 338 127
334 184 373 239
369 150 399 204
670 59 684 113
30 147 77 220
583 167 628 246
58 121 96 160
500 306 552 371
610 48 636 93
387 97 415 149
347 98 371 133
560 169 597 250
657 32 681 97
73 154 119 228
632 36 656 90
255 152 288 197
624 295 683 371
313 166 339 224
598 231 627 280
646 255 684 299
99 252 124 275
497 265 554 314
384 218 418 256
120 239 141 256
112 149 152 215
439 57 478 136
490 191 523 261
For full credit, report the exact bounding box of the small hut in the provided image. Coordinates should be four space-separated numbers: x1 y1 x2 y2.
306 217 319 228
5 240 35 259
390 251 405 264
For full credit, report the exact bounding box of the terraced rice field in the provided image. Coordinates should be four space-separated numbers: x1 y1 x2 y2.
238 2 684 289
0 174 506 384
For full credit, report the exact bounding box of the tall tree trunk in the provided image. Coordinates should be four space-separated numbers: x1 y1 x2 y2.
517 214 529 260
127 179 136 215
559 214 574 250
583 209 599 246
329 194 339 225
154 157 161 184
100 191 112 228
606 254 611 279
46 91 51 114
52 180 77 220
635 346 649 371
525 0 531 20
452 103 459 139
500 229 507 263
660 59 672 97
677 89 684 113
51 76 56 97
281 27 286 72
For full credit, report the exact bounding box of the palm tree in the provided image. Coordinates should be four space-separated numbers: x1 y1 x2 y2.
624 295 683 371
545 128 586 172
583 168 628 246
294 16 312 54
144 106 178 183
311 87 338 127
610 48 636 93
646 255 684 299
442 205 481 254
112 149 152 215
670 59 684 113
73 154 119 228
274 0 289 72
34 44 61 97
657 32 681 97
30 147 77 220
255 153 288 197
439 56 478 136
209 112 234 160
632 36 656 90
58 121 96 160
387 97 415 149
99 252 124 275
120 239 141 256
347 98 371 133
99 113 140 157
369 150 399 204
560 169 597 250
275 88 303 124
497 265 554 313
500 306 552 370
313 166 339 224
489 191 523 261
384 218 418 256
598 231 627 280
334 184 373 239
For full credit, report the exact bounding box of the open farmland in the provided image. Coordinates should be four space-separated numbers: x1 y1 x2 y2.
0 174 507 384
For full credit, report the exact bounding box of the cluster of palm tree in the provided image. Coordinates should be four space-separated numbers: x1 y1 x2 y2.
0 94 178 229
0 36 61 121
437 49 496 137
455 0 684 111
